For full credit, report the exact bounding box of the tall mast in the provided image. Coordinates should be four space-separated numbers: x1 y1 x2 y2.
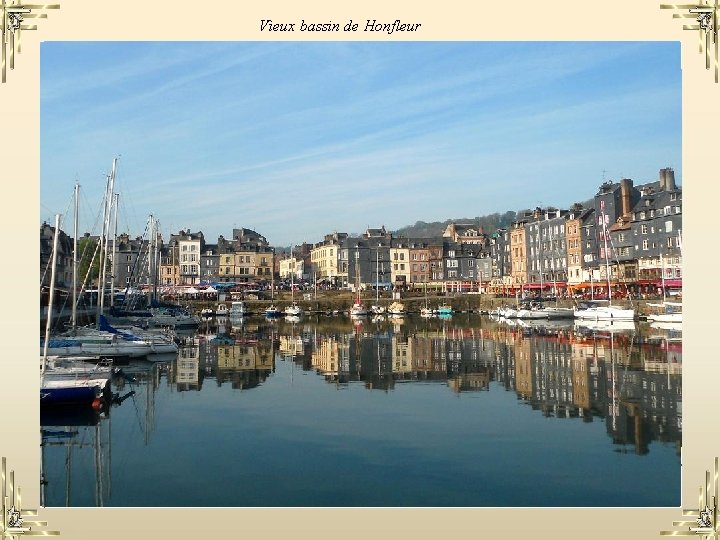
72 183 79 329
599 200 612 305
110 193 119 308
376 246 379 304
96 174 110 321
98 158 117 319
42 214 62 372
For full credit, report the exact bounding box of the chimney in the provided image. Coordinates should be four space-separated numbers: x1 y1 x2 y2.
660 167 676 191
620 178 633 216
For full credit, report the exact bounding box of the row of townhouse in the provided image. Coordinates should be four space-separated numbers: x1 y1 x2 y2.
157 228 274 285
42 167 681 295
302 168 681 294
482 169 681 295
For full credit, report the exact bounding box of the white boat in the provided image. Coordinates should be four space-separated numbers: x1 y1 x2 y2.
386 301 406 316
265 305 282 318
285 303 303 317
645 301 682 323
41 356 113 379
574 301 635 321
543 306 575 319
496 305 518 319
350 302 368 317
200 307 214 317
229 301 248 317
574 318 637 333
147 307 201 327
216 303 229 316
420 307 435 318
515 302 548 319
98 315 178 354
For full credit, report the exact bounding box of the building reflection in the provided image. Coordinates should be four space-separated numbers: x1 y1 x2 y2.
164 315 681 454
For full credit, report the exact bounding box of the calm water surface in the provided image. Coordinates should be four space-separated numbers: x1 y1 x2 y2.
40 314 681 507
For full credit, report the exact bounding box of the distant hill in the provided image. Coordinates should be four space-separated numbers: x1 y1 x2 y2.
391 200 594 239
391 210 518 239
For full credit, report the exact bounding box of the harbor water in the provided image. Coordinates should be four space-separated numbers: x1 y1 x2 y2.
40 314 681 507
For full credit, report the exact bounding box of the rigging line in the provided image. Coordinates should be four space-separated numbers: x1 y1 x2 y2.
78 182 106 236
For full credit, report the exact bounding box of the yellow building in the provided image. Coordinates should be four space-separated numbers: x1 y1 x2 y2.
390 244 411 289
510 222 528 287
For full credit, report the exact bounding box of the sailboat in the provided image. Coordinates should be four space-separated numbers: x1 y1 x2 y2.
645 251 682 324
350 249 368 317
574 201 634 321
265 253 282 318
543 232 574 319
284 247 303 317
41 215 110 406
420 281 434 317
370 248 385 315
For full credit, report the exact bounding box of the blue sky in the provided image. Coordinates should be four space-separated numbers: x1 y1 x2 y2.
40 41 681 247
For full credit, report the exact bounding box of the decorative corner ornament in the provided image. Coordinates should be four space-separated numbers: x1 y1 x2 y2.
0 0 59 84
661 1 719 83
661 457 720 538
0 457 59 538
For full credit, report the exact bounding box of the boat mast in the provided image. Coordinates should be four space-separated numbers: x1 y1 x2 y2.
110 192 119 308
537 227 543 299
376 245 379 305
660 253 666 302
599 200 613 305
42 214 62 373
290 245 295 305
355 248 361 305
152 216 159 303
72 183 79 329
98 158 117 319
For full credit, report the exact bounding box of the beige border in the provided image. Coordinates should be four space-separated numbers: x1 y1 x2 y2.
6 0 713 538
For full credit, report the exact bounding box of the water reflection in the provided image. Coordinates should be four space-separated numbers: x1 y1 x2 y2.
41 314 681 506
188 315 681 454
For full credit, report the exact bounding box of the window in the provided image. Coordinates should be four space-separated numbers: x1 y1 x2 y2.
641 224 648 234
670 193 677 201
448 250 455 258
674 206 680 214
642 240 649 250
665 221 673 233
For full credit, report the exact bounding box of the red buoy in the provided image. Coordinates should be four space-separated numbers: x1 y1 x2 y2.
91 398 103 411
